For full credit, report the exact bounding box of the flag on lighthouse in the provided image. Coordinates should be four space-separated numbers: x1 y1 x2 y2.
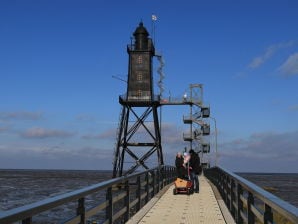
152 14 157 21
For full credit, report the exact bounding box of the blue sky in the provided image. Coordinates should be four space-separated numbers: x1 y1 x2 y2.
0 0 297 172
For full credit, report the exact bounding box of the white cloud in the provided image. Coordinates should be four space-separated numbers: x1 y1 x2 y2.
98 129 116 139
0 144 114 170
21 127 74 139
218 130 298 172
248 47 275 69
0 111 43 121
289 104 298 111
75 114 96 122
81 122 186 146
279 52 298 77
82 133 103 139
2 126 298 171
248 41 295 69
40 145 112 159
0 126 10 132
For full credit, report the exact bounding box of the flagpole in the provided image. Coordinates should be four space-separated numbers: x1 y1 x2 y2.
151 16 154 41
151 14 157 45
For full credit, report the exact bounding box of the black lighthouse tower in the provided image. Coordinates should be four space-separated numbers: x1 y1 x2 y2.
112 22 163 177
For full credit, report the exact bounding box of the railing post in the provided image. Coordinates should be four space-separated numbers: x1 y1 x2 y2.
228 176 231 210
172 166 176 182
224 175 228 204
264 204 273 224
162 166 166 186
217 169 222 195
169 166 173 184
145 172 150 203
160 167 162 190
231 179 236 218
247 192 255 224
106 187 113 224
77 197 85 224
156 168 160 193
228 177 231 210
151 170 156 197
136 176 141 212
237 184 243 224
163 166 166 187
22 217 32 224
162 166 165 187
221 173 225 198
124 180 130 222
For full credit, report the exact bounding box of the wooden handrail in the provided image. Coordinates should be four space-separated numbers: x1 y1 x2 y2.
205 166 298 224
0 165 176 224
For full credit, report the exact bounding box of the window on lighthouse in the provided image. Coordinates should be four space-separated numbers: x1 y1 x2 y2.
137 72 142 82
137 55 143 64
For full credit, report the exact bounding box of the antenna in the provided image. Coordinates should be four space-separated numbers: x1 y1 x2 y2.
112 75 127 83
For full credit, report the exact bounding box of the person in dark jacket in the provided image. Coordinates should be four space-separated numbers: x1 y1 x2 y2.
189 149 201 193
175 152 185 178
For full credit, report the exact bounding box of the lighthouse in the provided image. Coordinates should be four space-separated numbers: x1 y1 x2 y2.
113 22 163 177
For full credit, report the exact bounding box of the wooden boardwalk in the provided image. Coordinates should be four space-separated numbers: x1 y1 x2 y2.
127 175 235 224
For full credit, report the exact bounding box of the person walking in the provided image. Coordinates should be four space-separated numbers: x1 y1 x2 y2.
189 149 201 193
175 152 185 179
